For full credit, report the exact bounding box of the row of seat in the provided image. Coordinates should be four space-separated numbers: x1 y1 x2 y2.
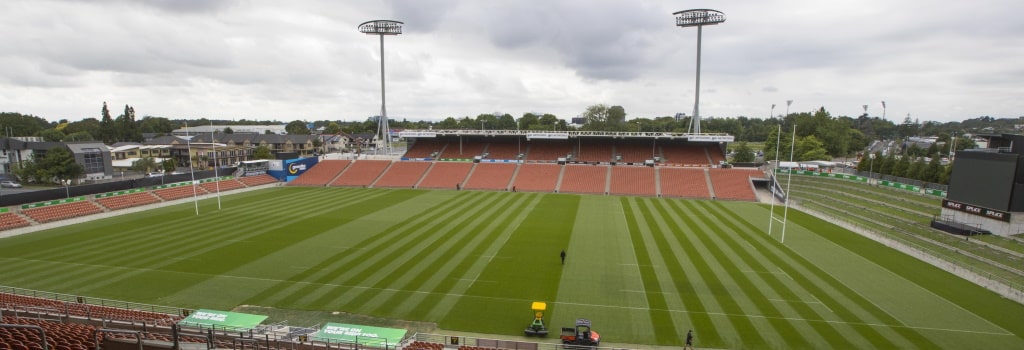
293 161 761 200
404 139 723 164
0 213 31 230
95 192 162 211
1 293 183 326
21 202 104 224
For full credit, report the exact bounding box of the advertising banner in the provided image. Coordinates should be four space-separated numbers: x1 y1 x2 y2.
315 323 406 346
178 309 268 330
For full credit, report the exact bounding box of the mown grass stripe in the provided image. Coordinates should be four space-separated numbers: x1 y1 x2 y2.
663 198 815 347
636 198 767 349
244 190 487 307
361 192 536 317
325 192 516 309
43 188 397 293
294 191 500 308
439 195 576 335
706 201 931 349
687 202 851 349
619 197 684 345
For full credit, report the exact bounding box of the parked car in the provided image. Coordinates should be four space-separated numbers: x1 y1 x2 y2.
0 180 22 188
145 172 164 178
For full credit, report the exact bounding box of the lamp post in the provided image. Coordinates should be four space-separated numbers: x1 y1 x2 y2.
674 9 725 135
359 19 403 155
770 104 776 119
785 100 793 119
881 100 887 120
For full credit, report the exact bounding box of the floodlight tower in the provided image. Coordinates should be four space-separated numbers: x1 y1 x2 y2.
359 19 403 155
674 9 725 135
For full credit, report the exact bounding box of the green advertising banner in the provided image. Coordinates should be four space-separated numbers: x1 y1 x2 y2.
315 323 406 346
178 309 267 330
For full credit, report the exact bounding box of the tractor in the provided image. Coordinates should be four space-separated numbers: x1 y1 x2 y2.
524 301 549 336
560 318 600 347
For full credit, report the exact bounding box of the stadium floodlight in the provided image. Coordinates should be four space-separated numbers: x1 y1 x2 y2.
770 104 775 119
785 100 793 118
359 20 403 155
881 100 887 120
674 9 725 135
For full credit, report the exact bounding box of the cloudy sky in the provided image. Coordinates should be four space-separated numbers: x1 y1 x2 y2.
2 0 1022 124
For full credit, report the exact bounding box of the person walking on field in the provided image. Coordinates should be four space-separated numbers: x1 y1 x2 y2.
560 250 566 265
684 329 694 349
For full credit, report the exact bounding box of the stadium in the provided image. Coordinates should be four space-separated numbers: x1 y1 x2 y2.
2 130 1024 350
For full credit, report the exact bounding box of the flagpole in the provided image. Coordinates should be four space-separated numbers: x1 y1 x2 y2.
211 121 222 210
186 124 199 216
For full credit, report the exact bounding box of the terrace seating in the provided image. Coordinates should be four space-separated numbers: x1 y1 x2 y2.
405 341 443 350
524 140 573 162
289 160 351 186
373 162 430 188
463 163 516 191
659 168 711 199
510 164 561 192
152 185 209 201
404 139 447 159
575 141 613 163
0 316 97 350
418 162 473 189
330 160 390 187
615 142 656 163
21 202 104 224
609 166 656 196
661 144 711 166
558 165 607 194
95 192 161 211
0 293 183 326
0 213 31 230
482 140 523 160
199 179 246 193
707 146 727 164
237 174 278 187
708 168 761 201
439 141 487 159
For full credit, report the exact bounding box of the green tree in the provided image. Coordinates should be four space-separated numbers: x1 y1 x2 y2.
115 104 142 142
0 112 51 137
10 159 36 183
37 147 84 185
879 154 897 176
98 102 116 143
36 129 65 142
139 116 176 134
732 142 755 163
162 159 177 173
608 105 627 125
131 157 159 173
906 158 925 180
223 126 234 134
286 120 310 134
64 118 101 139
253 145 274 159
921 156 943 182
580 104 611 131
324 122 342 135
893 155 911 178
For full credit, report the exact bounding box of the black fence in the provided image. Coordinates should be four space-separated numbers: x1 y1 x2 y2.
0 168 235 208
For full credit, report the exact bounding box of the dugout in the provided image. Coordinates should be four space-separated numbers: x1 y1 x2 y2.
937 133 1024 236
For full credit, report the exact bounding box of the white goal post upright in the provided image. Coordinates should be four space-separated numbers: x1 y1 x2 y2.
768 124 796 243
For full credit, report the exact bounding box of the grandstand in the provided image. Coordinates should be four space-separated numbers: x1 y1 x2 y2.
329 160 390 187
558 165 608 194
417 162 473 189
95 192 161 211
288 160 351 186
509 163 561 193
462 163 516 191
609 166 657 196
373 162 430 188
659 167 711 198
708 168 761 201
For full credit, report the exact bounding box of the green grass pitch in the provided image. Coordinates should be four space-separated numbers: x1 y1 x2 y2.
2 187 1023 349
